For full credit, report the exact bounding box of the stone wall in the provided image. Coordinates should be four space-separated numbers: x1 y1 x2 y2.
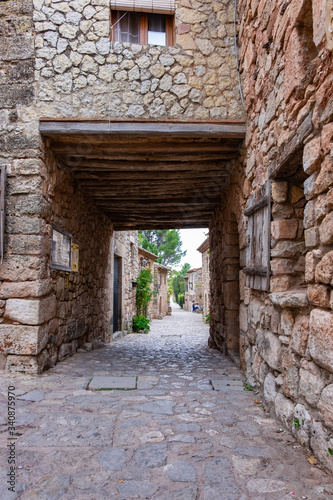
209 0 333 471
113 230 138 336
0 1 138 372
32 0 243 120
151 265 168 319
197 237 210 318
184 268 203 312
209 172 244 356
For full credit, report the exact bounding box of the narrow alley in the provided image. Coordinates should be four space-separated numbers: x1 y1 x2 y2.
1 305 333 500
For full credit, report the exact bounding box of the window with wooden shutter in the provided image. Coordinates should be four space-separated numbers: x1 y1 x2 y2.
0 166 6 265
244 180 271 291
111 0 175 46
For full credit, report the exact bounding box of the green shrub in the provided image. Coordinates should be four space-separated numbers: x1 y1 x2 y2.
205 312 210 323
132 315 150 333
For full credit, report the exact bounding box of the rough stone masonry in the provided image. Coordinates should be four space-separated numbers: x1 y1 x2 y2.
0 0 333 475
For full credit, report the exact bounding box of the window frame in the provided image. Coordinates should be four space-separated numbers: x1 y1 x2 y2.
111 10 174 46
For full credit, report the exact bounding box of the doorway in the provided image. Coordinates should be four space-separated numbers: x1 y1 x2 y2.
113 256 122 333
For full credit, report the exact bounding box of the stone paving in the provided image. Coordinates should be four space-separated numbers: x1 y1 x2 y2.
1 304 333 500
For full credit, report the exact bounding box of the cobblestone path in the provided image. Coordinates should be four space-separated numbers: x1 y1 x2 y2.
1 305 333 499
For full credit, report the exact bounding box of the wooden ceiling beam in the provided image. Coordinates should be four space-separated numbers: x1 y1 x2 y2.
40 120 246 139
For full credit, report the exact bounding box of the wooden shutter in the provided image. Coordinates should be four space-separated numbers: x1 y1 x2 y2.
0 166 6 265
110 0 175 14
244 180 271 291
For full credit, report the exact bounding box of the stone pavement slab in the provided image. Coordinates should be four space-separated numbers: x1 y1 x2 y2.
89 375 137 390
0 303 332 499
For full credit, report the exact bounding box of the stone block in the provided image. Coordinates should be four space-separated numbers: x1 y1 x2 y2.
5 296 56 325
314 157 333 196
0 0 32 16
271 241 305 258
319 212 333 245
0 280 52 299
303 136 322 174
322 123 333 154
224 281 239 310
270 275 292 292
303 200 316 229
308 309 333 373
263 372 277 404
6 349 49 374
0 324 48 355
305 251 316 283
299 360 330 406
290 315 309 356
293 403 311 446
13 158 46 177
272 202 294 219
304 227 319 248
271 258 297 275
271 181 288 203
312 0 327 47
239 303 248 332
0 255 47 282
316 191 332 223
274 393 295 427
0 60 34 85
89 376 137 390
259 331 282 371
318 384 333 429
308 284 330 308
58 342 74 361
281 310 294 336
271 219 298 240
282 349 299 399
0 35 34 61
315 251 333 284
310 420 333 470
7 194 46 217
304 171 319 200
7 235 47 255
6 217 43 235
0 84 34 108
248 296 264 327
269 291 308 308
290 185 304 204
225 310 239 350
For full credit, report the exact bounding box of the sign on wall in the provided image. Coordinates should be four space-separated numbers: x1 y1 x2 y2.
51 225 72 271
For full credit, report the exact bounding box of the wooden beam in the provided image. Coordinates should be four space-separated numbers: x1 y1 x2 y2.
40 120 246 138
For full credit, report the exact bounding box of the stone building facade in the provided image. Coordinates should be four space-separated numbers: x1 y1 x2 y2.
209 0 333 471
137 247 169 319
184 267 203 312
197 236 210 318
1 0 333 472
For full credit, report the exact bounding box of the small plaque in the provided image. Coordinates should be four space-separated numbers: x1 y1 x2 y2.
72 243 79 272
51 226 72 271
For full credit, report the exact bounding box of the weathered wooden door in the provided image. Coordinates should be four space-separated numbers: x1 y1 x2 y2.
244 180 271 291
113 256 120 332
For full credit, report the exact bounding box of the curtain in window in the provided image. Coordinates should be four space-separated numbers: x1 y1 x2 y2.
114 11 140 43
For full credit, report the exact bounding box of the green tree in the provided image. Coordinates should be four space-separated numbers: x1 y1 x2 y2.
170 262 191 307
139 230 186 267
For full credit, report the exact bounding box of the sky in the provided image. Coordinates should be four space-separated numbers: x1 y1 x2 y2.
177 228 209 270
